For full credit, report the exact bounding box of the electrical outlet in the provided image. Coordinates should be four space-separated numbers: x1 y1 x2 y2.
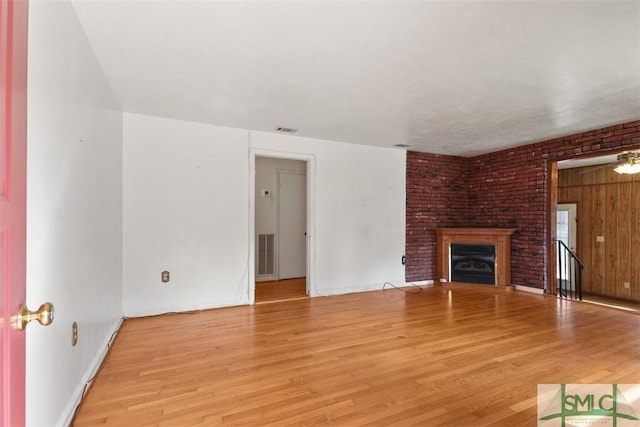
624 282 630 289
72 322 78 346
161 271 170 283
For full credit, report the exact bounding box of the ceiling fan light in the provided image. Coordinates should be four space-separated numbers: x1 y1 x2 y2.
613 162 640 174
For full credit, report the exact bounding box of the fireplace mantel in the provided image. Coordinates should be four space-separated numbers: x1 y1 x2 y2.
435 228 516 286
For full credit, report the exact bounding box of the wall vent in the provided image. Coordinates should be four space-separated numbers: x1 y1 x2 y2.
275 127 297 133
257 234 275 276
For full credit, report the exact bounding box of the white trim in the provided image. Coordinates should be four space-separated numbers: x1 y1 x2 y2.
406 280 434 287
515 285 545 295
124 299 247 318
249 147 316 303
56 316 125 427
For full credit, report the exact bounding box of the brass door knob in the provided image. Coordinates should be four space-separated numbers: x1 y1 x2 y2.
13 302 55 331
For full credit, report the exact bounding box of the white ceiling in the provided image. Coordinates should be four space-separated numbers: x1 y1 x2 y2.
71 0 640 157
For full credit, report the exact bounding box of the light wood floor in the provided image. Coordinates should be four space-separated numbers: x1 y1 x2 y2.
73 284 640 426
255 278 308 304
582 294 640 313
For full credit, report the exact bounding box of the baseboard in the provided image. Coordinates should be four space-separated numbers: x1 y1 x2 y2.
313 280 433 297
514 285 545 295
315 283 383 297
405 280 434 287
124 298 247 318
57 316 125 427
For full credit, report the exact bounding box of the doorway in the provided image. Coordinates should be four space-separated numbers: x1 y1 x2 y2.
554 153 640 309
249 151 315 304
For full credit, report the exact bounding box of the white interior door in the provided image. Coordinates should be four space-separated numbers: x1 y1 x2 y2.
556 203 578 287
278 170 306 280
556 203 577 251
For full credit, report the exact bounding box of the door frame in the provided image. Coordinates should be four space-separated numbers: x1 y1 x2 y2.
249 149 315 304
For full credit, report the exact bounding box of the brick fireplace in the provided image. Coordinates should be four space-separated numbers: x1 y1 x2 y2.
435 228 516 286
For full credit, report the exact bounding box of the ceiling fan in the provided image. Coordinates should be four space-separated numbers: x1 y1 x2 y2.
577 151 640 175
613 152 640 174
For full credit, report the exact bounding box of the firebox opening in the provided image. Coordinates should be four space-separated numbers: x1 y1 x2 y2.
450 243 496 285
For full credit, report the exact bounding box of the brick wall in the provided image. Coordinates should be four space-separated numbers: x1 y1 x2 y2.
406 153 468 281
406 120 640 289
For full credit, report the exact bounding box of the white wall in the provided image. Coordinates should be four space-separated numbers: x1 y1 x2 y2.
23 2 404 424
255 157 306 280
122 114 406 315
250 132 406 295
26 1 123 426
25 7 407 419
122 113 250 316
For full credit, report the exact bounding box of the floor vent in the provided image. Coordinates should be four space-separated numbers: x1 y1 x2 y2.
257 234 275 276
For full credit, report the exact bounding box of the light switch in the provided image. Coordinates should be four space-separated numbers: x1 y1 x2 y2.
596 236 605 243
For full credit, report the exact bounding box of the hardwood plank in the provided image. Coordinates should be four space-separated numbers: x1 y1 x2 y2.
255 278 307 303
582 294 640 313
73 285 640 426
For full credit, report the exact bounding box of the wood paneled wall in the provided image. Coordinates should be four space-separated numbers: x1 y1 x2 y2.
558 166 640 302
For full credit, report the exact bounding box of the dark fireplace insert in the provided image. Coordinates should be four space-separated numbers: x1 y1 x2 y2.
450 243 496 285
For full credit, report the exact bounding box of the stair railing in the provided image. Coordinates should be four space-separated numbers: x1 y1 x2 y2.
555 239 584 301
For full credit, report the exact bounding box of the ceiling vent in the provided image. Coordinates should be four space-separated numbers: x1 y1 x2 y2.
275 127 297 133
394 144 411 148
